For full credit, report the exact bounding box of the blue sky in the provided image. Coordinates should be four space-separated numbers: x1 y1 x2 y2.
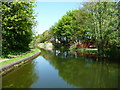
33 2 83 35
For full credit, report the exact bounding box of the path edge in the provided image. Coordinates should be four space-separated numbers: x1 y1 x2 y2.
0 52 41 77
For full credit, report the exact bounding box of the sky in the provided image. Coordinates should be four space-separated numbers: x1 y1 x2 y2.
33 2 83 35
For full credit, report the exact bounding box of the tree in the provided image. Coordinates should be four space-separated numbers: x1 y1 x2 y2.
73 9 91 42
2 2 36 56
83 2 120 57
51 10 90 46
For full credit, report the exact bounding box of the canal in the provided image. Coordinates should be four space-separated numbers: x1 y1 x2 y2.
2 49 119 88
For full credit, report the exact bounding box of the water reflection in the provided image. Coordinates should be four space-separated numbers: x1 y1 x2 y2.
2 60 38 88
2 49 119 88
41 49 119 88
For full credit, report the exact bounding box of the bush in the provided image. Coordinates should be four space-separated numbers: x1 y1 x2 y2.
69 44 77 51
44 41 51 43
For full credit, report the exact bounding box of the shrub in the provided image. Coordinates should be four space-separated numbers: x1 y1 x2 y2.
69 44 77 51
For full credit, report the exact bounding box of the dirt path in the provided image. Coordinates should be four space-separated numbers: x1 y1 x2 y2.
0 59 10 63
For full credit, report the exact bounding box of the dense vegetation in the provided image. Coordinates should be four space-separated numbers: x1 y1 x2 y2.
84 2 120 56
51 10 90 43
2 2 36 57
36 2 119 57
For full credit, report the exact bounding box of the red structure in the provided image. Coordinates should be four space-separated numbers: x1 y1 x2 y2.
77 42 97 48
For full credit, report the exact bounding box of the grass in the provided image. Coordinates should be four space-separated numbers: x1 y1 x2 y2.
77 48 98 54
0 48 40 67
70 47 98 54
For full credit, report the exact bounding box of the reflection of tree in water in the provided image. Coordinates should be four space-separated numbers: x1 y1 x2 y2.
2 60 38 88
41 49 118 88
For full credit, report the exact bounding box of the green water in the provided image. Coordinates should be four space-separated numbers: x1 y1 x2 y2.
2 49 119 88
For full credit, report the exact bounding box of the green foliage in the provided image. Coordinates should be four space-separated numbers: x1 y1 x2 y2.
44 41 51 43
84 2 120 56
50 9 91 46
1 49 29 58
2 2 36 56
59 46 67 50
69 43 77 51
51 10 77 42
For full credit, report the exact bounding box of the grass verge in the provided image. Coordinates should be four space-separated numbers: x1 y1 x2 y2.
70 48 98 54
0 48 40 67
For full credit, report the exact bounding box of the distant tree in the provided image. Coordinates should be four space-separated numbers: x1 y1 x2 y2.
31 30 54 47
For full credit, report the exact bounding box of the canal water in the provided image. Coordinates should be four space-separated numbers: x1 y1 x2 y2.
2 49 119 88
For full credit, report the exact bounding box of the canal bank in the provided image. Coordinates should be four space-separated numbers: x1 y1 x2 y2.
0 48 41 76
